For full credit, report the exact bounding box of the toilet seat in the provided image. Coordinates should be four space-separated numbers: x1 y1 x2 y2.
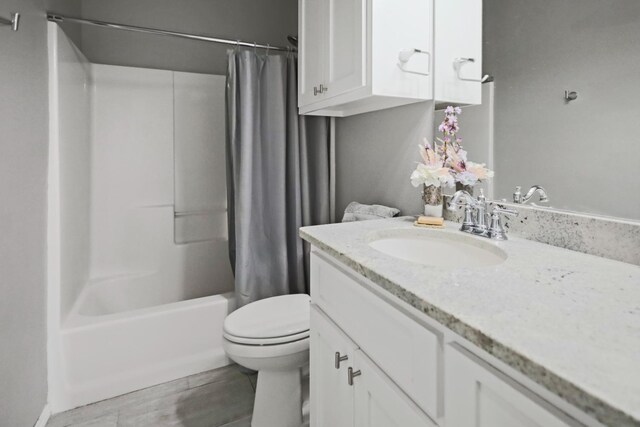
224 329 309 346
223 294 310 346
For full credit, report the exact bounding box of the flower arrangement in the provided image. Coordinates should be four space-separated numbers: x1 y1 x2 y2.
410 106 494 190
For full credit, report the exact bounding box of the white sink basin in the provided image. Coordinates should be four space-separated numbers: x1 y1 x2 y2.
368 229 507 268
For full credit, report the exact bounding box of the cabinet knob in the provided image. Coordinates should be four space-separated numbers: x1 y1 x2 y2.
334 352 348 369
347 367 362 386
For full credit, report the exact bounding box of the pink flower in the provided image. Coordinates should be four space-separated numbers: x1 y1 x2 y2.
424 107 494 188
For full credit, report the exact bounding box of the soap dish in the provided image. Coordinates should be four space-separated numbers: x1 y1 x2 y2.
413 221 445 229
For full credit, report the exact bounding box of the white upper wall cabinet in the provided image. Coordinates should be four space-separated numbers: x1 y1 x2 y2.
326 0 366 98
299 0 434 117
434 0 483 107
299 0 327 107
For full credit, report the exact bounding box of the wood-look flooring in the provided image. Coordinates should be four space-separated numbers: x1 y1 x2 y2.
47 365 256 427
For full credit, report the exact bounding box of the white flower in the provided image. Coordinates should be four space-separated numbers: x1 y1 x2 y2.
465 162 494 181
456 171 479 186
411 164 454 188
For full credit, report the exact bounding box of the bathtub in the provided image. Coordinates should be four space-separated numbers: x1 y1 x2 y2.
57 274 235 410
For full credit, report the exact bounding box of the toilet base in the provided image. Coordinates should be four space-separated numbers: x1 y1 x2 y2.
252 368 302 427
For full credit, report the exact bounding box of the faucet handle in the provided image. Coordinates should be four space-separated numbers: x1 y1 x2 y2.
488 207 518 240
492 206 519 217
447 190 478 211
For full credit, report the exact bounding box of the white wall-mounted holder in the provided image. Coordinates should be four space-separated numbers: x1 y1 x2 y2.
453 57 490 83
397 48 431 76
0 12 20 31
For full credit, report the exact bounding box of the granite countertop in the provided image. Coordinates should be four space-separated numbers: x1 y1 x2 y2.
300 217 640 427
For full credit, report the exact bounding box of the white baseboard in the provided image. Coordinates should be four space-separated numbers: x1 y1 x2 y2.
34 404 51 427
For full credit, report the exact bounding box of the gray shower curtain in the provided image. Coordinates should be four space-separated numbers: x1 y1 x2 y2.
226 49 331 308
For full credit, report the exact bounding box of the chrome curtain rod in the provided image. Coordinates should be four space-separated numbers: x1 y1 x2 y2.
47 13 292 52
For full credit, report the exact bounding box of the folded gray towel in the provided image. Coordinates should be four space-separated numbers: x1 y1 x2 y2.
342 202 400 222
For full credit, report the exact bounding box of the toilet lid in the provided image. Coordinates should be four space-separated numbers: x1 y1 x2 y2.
224 294 310 342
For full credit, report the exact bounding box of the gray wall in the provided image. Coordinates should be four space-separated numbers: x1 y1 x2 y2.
48 0 298 74
0 0 49 424
484 0 640 220
336 102 435 217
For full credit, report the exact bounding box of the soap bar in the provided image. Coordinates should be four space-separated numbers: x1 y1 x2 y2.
416 216 444 226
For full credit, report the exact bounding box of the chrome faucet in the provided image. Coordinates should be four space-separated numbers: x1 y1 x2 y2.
513 185 549 204
472 189 489 236
448 189 519 240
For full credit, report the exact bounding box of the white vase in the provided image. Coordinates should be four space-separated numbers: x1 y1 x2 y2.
424 203 443 217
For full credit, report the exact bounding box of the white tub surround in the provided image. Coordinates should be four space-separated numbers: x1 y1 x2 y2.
300 217 640 427
48 24 234 412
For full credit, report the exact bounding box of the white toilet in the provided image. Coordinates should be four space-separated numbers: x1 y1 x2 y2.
223 294 310 427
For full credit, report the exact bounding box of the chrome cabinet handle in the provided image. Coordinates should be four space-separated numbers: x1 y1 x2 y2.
347 367 361 386
313 86 319 96
334 352 348 369
319 84 328 93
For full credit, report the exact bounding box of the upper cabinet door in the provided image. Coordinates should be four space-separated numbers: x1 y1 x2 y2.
371 0 433 100
298 0 435 116
324 0 366 98
353 349 437 427
434 0 483 106
299 0 327 107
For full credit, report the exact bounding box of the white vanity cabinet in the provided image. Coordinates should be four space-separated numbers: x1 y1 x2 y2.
310 250 599 427
445 343 579 427
298 0 433 117
310 306 357 426
434 0 484 107
311 307 436 427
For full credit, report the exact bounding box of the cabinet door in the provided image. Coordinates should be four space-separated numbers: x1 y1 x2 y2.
311 252 441 419
353 350 437 427
310 306 357 427
371 0 433 100
434 0 482 105
325 0 366 98
445 343 580 427
299 0 327 107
